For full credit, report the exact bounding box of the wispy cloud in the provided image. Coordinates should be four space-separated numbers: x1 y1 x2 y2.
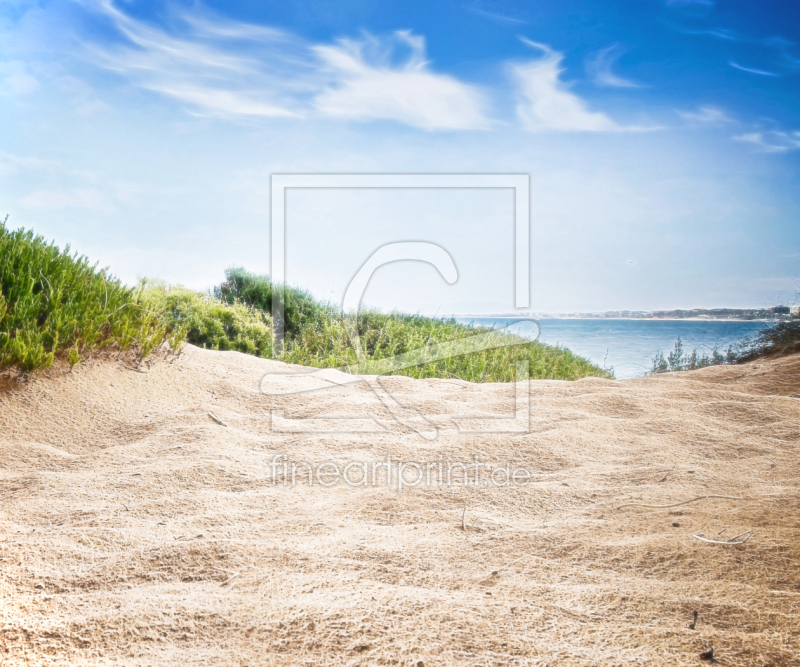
0 151 58 175
666 0 714 6
71 1 491 130
82 0 307 118
463 2 527 25
510 40 622 132
734 130 800 153
312 32 490 130
19 188 114 212
677 105 734 125
729 61 779 76
663 20 740 41
700 28 738 40
765 36 800 71
53 74 113 117
586 44 640 88
0 60 38 96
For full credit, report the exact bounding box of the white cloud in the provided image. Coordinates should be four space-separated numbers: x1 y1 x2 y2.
766 36 800 70
55 75 113 117
82 0 310 119
0 151 58 175
666 0 714 6
668 24 739 40
586 44 639 88
74 2 489 129
734 131 800 153
677 105 734 125
698 28 738 40
510 40 620 132
0 60 38 96
19 188 114 212
462 2 527 25
75 99 112 116
312 31 490 130
729 61 779 77
146 83 298 118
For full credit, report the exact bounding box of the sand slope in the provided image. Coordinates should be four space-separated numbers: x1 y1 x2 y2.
1 345 799 665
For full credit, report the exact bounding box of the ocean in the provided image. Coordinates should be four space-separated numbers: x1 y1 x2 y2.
455 317 769 379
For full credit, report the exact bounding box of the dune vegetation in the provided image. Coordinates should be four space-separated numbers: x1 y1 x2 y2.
1 222 610 381
210 268 611 381
651 318 800 374
141 280 274 359
0 218 181 373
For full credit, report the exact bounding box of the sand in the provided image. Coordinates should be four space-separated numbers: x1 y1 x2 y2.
1 344 799 665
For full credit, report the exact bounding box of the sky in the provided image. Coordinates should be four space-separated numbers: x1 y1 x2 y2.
1 0 799 314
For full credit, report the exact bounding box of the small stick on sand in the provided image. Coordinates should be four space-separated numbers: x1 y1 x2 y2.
727 529 754 542
692 530 753 545
220 572 240 586
208 411 227 427
617 495 749 510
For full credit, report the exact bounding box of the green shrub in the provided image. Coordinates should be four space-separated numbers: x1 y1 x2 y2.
209 270 611 381
141 281 273 357
736 319 800 361
651 336 736 374
0 218 173 373
0 217 611 383
146 277 610 382
651 317 800 374
281 307 609 381
216 268 333 338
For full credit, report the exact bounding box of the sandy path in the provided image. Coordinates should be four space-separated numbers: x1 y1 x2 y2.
1 345 799 665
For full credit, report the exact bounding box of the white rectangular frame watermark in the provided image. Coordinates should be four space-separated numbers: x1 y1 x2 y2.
270 173 530 352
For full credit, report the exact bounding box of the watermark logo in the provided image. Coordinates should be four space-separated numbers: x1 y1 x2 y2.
267 455 531 492
263 174 536 440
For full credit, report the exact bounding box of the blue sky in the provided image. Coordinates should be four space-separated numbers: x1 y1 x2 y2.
1 0 799 313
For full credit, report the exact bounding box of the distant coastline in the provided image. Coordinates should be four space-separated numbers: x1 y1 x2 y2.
451 306 796 322
457 317 773 322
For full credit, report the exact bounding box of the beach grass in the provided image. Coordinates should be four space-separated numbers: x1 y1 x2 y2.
141 279 274 358
0 223 611 381
281 307 607 382
651 318 800 374
0 218 178 374
150 268 613 382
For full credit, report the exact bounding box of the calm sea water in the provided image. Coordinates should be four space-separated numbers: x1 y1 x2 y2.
455 318 769 379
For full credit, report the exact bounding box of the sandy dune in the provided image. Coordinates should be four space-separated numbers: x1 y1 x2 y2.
1 345 799 665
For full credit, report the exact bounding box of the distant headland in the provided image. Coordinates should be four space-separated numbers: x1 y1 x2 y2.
456 306 799 321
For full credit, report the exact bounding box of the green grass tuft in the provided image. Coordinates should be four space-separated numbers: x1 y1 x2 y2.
650 336 738 374
0 219 176 373
141 280 274 358
651 317 800 374
142 274 611 382
206 270 613 382
215 267 334 337
736 318 800 361
281 308 609 382
2 223 611 382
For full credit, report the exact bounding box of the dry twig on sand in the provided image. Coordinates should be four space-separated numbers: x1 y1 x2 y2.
617 495 749 510
207 410 228 427
692 529 754 545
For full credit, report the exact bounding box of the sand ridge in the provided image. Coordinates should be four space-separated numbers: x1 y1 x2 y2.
1 345 799 665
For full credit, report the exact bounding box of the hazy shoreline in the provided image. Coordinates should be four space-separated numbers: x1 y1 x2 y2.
452 315 776 323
